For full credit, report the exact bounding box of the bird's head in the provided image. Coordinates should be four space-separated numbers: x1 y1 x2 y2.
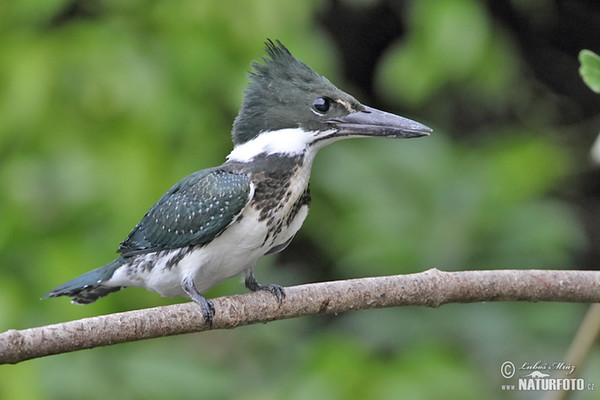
229 40 431 161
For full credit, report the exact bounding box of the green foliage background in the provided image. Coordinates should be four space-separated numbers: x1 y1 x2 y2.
1 0 597 398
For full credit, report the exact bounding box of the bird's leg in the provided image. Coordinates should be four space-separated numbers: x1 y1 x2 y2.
244 268 286 304
182 277 215 326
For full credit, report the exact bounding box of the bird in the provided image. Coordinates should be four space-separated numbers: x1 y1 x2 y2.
43 40 432 325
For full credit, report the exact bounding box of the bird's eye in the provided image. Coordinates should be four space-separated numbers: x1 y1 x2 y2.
312 97 331 114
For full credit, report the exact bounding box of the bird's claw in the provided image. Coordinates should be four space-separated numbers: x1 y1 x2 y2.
198 298 215 326
258 283 286 304
244 272 286 304
182 277 215 326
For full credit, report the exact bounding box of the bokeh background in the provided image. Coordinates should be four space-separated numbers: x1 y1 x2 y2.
1 0 600 398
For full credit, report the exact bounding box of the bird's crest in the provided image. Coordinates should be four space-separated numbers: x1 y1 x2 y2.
249 40 321 88
231 40 339 146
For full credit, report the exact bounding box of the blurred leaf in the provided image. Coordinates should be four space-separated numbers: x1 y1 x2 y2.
283 336 489 400
579 49 600 93
376 0 495 106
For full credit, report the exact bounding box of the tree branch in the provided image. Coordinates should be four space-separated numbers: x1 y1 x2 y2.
2 268 599 365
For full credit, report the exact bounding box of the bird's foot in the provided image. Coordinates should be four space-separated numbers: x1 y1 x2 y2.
244 272 286 304
182 277 215 326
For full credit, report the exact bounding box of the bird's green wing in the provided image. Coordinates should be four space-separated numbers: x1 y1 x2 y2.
117 168 252 256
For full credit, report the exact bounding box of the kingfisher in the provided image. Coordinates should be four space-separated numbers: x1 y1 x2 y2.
44 40 431 324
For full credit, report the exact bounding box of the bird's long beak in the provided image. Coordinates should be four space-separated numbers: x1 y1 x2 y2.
326 106 432 139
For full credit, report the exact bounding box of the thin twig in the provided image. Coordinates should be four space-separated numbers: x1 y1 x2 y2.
543 303 600 400
1 268 599 365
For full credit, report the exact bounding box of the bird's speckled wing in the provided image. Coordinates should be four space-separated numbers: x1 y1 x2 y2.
117 168 252 256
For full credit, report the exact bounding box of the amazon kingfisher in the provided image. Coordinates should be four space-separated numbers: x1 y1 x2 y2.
44 40 432 325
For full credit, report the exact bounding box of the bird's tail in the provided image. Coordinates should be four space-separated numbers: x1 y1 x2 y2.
42 258 125 304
